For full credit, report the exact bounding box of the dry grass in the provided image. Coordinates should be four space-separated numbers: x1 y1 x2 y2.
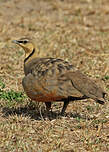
0 0 109 151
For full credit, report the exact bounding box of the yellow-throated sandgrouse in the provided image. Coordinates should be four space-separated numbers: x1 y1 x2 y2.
13 38 106 114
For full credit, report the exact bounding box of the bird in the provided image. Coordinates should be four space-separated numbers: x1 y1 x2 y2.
12 38 106 115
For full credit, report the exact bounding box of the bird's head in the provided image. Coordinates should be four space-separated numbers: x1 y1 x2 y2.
12 38 38 62
13 38 35 54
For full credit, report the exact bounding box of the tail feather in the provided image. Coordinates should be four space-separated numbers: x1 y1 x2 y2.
96 98 105 104
96 92 107 104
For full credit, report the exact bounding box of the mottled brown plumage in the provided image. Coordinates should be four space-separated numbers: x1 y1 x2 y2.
13 38 106 114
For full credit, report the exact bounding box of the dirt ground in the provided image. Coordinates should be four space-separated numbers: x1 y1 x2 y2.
0 0 109 151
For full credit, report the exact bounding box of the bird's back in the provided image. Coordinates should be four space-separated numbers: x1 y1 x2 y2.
24 57 76 76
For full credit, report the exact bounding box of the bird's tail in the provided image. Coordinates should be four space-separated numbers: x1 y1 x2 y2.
96 92 106 104
65 70 106 104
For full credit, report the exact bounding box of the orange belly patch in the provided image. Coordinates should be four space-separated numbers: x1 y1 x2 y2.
27 91 65 102
34 95 65 102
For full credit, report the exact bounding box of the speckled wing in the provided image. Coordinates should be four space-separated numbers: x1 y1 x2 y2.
64 70 106 104
23 58 83 102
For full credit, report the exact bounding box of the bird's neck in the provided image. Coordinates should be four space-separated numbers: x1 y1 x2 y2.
24 48 37 64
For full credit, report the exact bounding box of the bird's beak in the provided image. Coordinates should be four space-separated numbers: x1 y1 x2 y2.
12 40 19 44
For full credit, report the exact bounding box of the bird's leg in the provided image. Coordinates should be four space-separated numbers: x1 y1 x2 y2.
61 100 69 115
45 102 52 112
45 102 54 119
61 95 87 115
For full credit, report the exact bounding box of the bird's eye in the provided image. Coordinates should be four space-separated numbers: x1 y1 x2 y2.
17 40 28 44
23 40 28 44
18 40 23 43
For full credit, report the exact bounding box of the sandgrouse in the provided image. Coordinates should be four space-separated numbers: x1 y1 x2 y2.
13 38 106 114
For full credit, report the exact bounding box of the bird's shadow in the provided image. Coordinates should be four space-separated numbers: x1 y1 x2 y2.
2 103 91 121
2 103 60 120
